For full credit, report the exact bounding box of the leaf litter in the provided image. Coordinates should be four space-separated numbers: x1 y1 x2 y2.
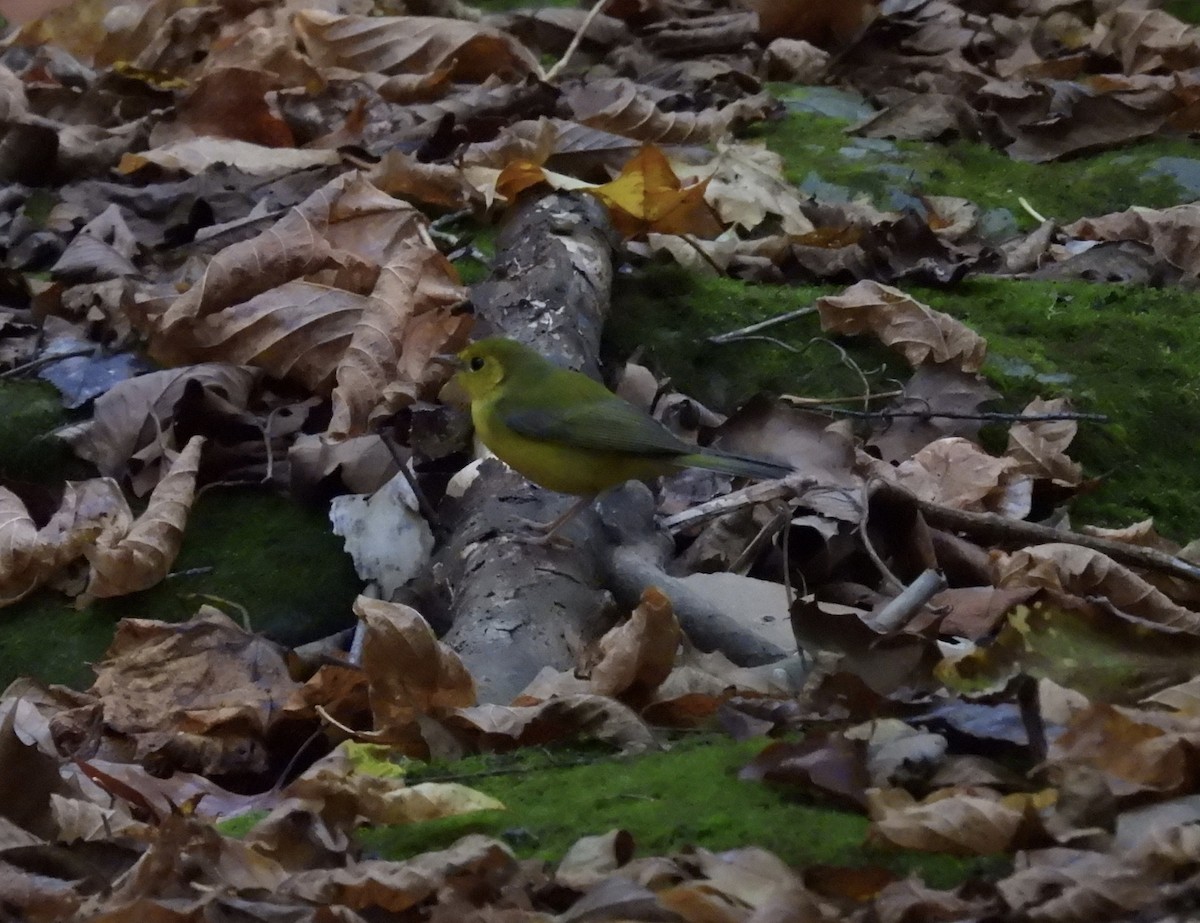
5 0 1200 917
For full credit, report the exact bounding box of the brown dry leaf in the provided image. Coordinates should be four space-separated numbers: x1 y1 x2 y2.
635 229 779 277
89 605 300 776
869 877 985 923
329 241 472 440
689 847 810 913
867 786 1053 855
56 362 258 485
929 586 1038 640
563 77 775 145
745 0 874 44
1145 676 1200 715
463 116 643 175
881 437 1022 513
1064 203 1200 279
853 92 994 144
368 149 482 210
936 595 1200 704
292 11 539 83
357 596 477 749
924 196 980 242
0 488 46 606
281 834 517 913
1092 7 1200 75
655 883 745 923
684 142 815 235
251 742 502 848
94 811 288 917
142 173 468 439
81 435 205 600
641 645 797 728
1080 519 1180 553
995 846 1164 922
118 138 342 177
991 543 1200 634
740 734 871 811
1050 702 1199 795
867 365 1000 464
160 66 294 148
979 74 1179 163
1004 397 1083 487
37 477 131 578
764 37 832 82
815 281 987 372
714 398 860 521
555 830 635 890
445 694 659 753
588 587 682 702
10 0 113 59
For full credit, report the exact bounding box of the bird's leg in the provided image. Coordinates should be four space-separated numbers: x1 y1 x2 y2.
515 494 595 546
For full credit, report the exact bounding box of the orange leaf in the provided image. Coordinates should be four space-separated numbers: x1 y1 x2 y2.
494 160 550 202
591 145 722 238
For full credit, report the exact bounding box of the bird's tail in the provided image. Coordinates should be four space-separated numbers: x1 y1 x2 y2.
679 448 793 481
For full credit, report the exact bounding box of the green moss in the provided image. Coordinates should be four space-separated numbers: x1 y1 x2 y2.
610 266 1200 539
1164 0 1200 24
0 488 362 689
918 278 1200 537
0 380 91 486
100 487 362 647
358 736 1001 888
609 265 893 409
756 93 1190 228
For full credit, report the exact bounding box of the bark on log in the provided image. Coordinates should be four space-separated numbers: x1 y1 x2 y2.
433 192 622 703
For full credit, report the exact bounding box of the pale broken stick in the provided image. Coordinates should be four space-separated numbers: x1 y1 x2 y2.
661 474 817 534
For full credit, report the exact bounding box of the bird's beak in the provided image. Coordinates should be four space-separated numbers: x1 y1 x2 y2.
432 352 463 370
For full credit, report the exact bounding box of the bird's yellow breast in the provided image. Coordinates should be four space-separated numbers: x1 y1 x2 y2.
472 400 674 495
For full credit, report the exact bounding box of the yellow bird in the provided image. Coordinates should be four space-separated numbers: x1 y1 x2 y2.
454 337 791 542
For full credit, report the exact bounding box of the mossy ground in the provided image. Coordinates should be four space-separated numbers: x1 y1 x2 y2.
0 379 362 689
308 736 999 889
612 268 1200 539
760 88 1192 229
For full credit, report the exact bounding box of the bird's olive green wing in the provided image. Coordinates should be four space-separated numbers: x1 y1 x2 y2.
499 393 691 457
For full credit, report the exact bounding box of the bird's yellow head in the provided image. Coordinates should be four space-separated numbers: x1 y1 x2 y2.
454 337 541 402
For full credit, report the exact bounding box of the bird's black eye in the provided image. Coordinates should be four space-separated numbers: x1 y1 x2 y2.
469 356 486 372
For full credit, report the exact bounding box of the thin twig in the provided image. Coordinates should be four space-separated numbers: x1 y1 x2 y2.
824 407 1109 424
730 502 791 575
662 474 814 533
810 337 875 411
315 704 384 739
543 0 611 81
165 567 214 579
783 390 903 406
185 208 288 248
708 306 818 344
380 429 441 526
874 480 1200 585
709 334 879 411
271 727 327 793
675 233 725 276
1 347 93 379
859 480 903 594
